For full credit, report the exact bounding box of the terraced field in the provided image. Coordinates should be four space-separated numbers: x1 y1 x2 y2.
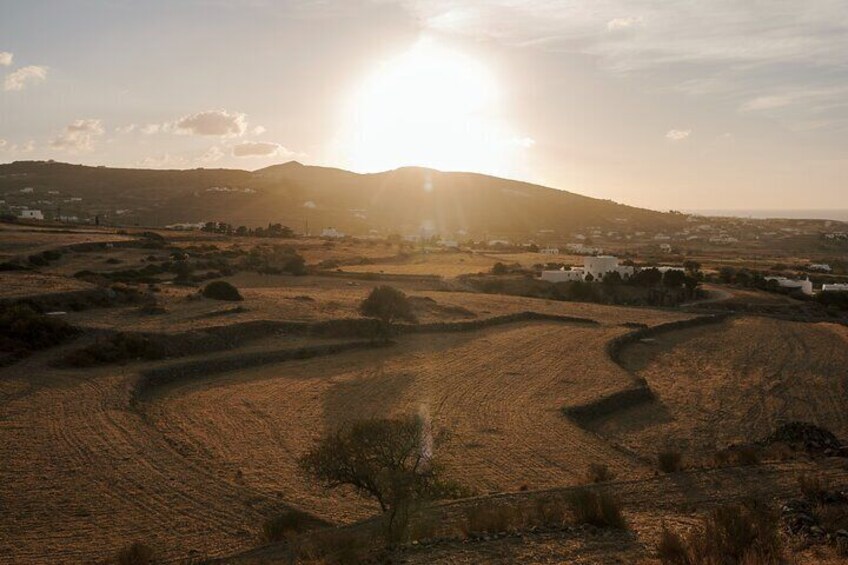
604 316 848 460
145 322 649 526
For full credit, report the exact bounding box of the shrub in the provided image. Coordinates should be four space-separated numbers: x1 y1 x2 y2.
662 501 781 565
62 333 165 367
798 474 827 502
0 304 79 364
261 509 326 543
202 280 243 301
586 463 614 483
114 542 154 565
658 450 683 473
532 495 570 528
464 504 524 535
567 489 627 529
657 525 691 565
358 286 417 340
288 527 376 564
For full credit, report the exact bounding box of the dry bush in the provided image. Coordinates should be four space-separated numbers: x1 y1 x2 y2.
113 542 154 565
567 489 627 530
464 503 525 535
61 333 165 367
288 527 376 564
201 280 243 301
658 450 684 473
660 501 781 565
261 509 326 543
657 525 691 565
815 503 848 535
531 495 570 528
586 463 614 484
797 474 827 502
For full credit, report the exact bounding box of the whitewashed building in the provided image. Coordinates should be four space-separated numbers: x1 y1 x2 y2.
765 276 813 296
822 283 848 292
19 209 44 220
539 247 560 255
541 255 634 283
321 227 345 238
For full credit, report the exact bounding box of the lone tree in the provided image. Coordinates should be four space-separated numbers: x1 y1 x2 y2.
299 416 454 542
359 285 417 340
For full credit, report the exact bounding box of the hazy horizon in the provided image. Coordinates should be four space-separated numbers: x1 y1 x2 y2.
2 1 847 211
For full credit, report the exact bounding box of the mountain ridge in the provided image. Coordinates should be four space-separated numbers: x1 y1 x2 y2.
0 160 682 236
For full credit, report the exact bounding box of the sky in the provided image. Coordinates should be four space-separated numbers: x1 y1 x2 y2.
1 0 847 211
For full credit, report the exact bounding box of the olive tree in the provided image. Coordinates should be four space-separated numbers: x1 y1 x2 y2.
358 285 417 340
299 416 453 542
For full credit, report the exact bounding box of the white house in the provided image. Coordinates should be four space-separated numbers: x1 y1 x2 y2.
809 263 832 273
542 256 633 283
539 247 560 255
765 276 813 296
822 283 848 292
659 243 672 253
321 227 345 238
656 266 685 274
437 239 459 248
583 255 634 280
19 209 44 220
541 267 585 282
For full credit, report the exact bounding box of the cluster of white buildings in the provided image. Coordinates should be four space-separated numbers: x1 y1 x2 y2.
541 255 635 283
764 276 814 296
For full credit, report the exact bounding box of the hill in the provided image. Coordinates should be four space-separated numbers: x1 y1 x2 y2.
0 160 684 236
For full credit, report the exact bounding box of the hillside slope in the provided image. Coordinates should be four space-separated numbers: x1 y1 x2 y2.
0 160 682 236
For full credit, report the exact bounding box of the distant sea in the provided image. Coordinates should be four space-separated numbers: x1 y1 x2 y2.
686 209 848 222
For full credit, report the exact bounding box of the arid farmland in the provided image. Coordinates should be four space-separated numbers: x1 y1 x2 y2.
1 224 847 564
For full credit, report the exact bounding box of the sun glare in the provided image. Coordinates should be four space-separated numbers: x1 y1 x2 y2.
340 39 524 176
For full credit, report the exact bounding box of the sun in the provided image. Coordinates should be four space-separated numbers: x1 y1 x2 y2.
338 39 524 176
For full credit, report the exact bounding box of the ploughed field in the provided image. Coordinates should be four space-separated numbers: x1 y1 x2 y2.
605 317 848 460
2 226 848 564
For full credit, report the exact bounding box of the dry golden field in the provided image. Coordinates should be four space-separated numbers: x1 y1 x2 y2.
606 316 848 459
2 225 848 564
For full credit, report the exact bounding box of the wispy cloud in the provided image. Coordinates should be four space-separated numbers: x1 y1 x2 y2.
50 119 105 152
174 110 249 137
4 65 47 91
665 129 691 141
393 0 848 129
232 141 299 158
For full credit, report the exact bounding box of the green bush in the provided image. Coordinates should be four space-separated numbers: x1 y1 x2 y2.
202 280 243 301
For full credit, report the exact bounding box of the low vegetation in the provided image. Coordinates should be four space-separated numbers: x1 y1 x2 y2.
113 542 155 565
261 509 327 543
61 333 166 367
657 500 781 565
0 303 79 365
202 280 243 301
586 463 614 483
567 489 627 530
658 450 684 473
